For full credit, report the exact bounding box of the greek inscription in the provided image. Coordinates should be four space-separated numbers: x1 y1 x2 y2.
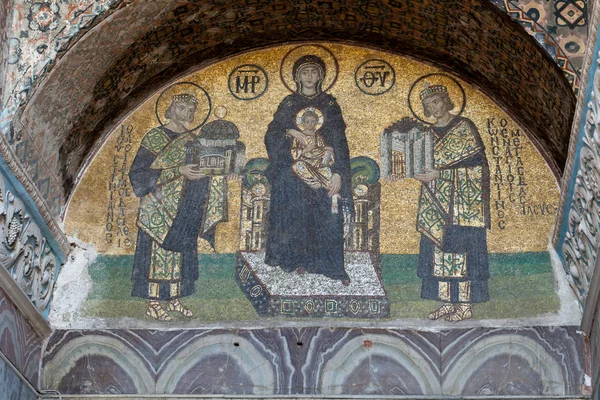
355 59 396 96
488 117 529 229
228 64 268 100
105 124 133 248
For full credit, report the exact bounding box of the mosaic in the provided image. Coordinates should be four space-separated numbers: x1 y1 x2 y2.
8 0 576 222
491 0 586 91
65 43 561 324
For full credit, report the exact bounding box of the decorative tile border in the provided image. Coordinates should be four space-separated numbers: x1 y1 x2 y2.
491 0 582 92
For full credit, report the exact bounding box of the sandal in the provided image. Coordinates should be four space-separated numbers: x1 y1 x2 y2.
146 300 172 321
427 303 455 320
167 299 194 318
445 303 473 322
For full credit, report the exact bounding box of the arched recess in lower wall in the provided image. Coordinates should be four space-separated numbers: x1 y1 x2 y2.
10 0 574 218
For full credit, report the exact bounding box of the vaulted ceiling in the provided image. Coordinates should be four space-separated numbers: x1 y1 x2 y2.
7 0 575 216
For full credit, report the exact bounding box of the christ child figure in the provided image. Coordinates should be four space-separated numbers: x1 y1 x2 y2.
288 109 341 213
289 110 334 187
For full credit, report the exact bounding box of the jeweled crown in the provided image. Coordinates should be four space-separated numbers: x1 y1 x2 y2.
172 93 198 105
419 82 447 101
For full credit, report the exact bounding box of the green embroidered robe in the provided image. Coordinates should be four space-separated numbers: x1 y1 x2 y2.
416 116 491 303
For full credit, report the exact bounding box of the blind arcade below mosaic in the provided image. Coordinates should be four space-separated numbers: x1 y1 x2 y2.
64 43 562 325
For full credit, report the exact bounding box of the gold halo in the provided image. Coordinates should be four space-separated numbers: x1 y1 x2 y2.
296 107 324 132
280 44 339 93
155 82 212 131
408 73 466 125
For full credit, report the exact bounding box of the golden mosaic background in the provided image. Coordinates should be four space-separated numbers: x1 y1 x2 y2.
65 43 559 255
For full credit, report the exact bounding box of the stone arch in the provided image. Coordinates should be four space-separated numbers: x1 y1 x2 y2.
42 335 154 393
10 0 573 216
320 334 442 395
155 334 275 395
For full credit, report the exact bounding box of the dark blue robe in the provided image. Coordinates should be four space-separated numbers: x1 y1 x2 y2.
129 127 214 300
264 92 352 281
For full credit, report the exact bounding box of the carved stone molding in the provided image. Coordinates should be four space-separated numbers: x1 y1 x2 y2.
0 132 69 256
558 1 600 332
562 59 600 308
0 169 61 319
0 267 51 338
556 0 600 247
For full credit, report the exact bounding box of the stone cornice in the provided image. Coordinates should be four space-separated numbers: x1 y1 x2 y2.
556 0 600 334
582 252 600 334
0 266 52 338
0 131 70 256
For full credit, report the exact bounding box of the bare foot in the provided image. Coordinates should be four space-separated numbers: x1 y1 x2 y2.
296 267 306 275
342 279 350 286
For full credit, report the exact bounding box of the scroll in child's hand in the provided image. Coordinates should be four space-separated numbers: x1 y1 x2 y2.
331 194 341 214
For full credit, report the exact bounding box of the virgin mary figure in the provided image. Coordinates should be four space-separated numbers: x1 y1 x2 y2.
263 55 352 285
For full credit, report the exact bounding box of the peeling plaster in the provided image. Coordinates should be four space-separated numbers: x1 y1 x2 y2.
48 237 96 329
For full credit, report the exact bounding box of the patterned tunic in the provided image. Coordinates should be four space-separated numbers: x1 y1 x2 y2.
129 126 227 300
416 116 491 303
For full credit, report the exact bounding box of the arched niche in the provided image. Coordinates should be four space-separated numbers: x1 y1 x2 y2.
59 43 569 328
12 0 572 215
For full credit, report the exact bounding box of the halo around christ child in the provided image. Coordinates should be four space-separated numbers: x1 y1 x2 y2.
155 82 212 131
296 107 324 131
280 44 339 93
408 73 466 125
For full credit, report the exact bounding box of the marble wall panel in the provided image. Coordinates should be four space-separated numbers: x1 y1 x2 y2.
592 304 600 393
43 326 586 397
0 356 37 400
441 327 586 396
0 287 43 386
38 397 592 400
